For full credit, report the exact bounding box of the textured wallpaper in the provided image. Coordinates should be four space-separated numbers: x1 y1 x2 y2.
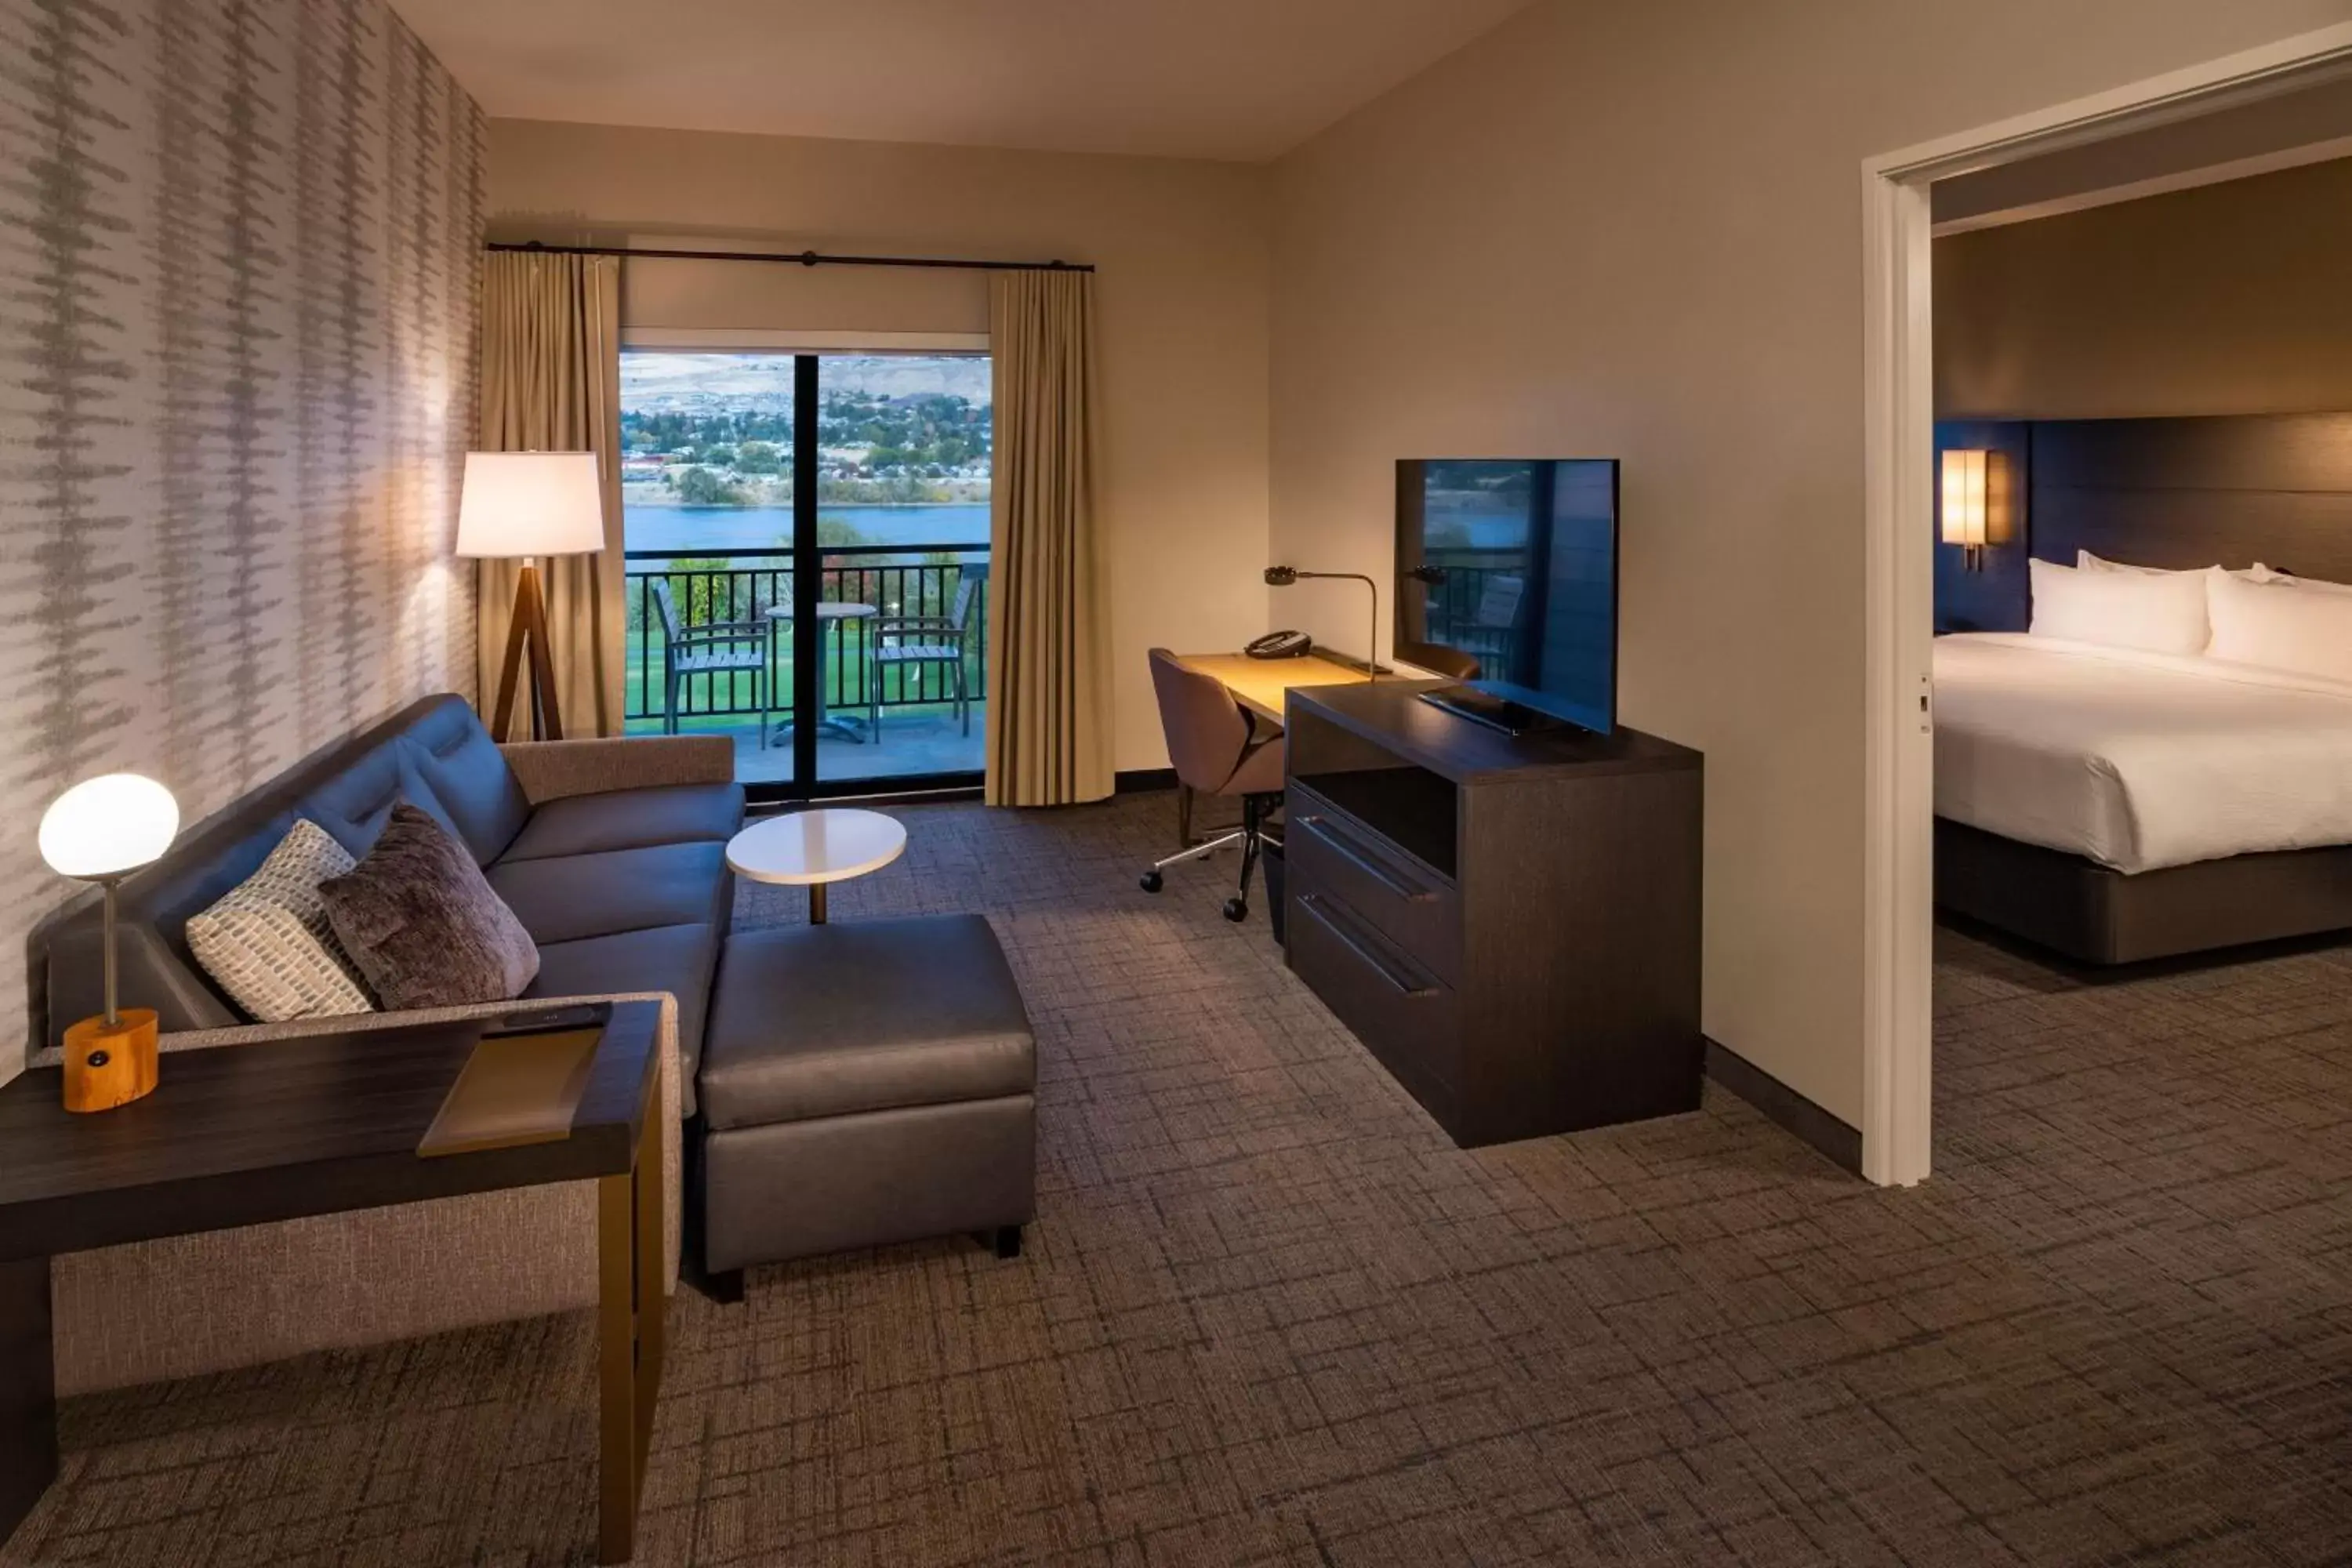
0 0 483 1077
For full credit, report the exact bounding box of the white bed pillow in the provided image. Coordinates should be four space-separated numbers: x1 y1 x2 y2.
2028 557 2211 655
2245 563 2352 595
2205 568 2352 684
2078 549 2194 576
2078 549 2267 581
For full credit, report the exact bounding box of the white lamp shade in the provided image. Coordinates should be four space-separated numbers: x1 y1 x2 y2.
1939 448 2016 550
39 774 180 880
455 451 606 558
1940 449 1988 548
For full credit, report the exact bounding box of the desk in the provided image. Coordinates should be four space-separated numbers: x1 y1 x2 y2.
0 1003 668 1565
1163 652 1370 847
1175 651 1370 724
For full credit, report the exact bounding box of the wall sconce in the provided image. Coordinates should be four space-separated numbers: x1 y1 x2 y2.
1940 448 2013 572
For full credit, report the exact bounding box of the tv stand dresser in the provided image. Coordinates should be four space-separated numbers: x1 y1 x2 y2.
1281 681 1703 1148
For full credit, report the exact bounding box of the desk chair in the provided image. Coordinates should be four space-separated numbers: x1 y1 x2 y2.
1139 648 1284 923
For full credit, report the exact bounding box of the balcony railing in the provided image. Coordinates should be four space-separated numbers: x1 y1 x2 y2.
1414 549 1540 685
625 544 989 728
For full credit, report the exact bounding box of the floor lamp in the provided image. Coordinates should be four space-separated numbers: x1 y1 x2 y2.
457 451 608 742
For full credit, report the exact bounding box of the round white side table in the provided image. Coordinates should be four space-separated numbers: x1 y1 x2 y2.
725 808 907 924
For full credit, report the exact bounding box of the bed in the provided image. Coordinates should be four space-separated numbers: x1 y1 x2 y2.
1934 632 2352 964
1936 633 2352 875
1931 412 2352 964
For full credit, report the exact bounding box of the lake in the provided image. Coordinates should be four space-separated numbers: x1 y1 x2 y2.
624 503 991 555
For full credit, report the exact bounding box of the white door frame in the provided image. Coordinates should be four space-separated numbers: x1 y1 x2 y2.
1859 23 2352 1187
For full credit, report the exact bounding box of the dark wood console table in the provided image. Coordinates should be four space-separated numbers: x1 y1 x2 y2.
1282 681 1704 1147
0 1001 668 1564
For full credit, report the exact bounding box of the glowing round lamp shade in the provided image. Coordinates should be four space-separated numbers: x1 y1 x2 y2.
39 774 180 880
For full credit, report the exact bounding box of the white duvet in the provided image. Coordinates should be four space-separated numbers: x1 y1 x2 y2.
1933 633 2352 874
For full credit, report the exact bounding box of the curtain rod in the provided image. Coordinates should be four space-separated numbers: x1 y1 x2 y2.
485 240 1094 274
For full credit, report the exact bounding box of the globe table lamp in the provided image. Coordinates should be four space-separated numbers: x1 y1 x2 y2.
457 450 606 741
40 773 180 1112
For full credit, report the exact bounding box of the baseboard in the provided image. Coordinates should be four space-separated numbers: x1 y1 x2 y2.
746 784 982 814
1116 768 1177 794
1703 1038 1863 1177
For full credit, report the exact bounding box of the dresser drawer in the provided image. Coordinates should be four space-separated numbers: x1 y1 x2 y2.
1287 891 1460 1131
1286 799 1460 984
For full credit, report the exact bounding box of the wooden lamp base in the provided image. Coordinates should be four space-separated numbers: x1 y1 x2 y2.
490 561 565 742
62 1009 158 1113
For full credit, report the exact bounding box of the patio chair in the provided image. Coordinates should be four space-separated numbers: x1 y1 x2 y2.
871 564 985 742
652 576 769 746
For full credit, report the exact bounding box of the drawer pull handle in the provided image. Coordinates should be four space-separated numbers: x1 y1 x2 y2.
1298 816 1436 902
1299 895 1438 998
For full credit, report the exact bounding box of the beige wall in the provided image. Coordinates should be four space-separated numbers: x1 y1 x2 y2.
1268 0 2352 1125
1938 154 2352 419
488 119 1272 774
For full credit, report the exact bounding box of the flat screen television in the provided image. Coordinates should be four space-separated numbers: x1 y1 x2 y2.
1394 459 1620 736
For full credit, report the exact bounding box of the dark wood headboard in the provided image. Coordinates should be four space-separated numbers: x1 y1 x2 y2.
1933 412 2352 633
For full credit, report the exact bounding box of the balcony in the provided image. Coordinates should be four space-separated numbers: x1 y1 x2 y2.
626 545 988 787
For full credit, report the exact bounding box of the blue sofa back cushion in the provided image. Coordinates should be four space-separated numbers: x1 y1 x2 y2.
38 695 530 1046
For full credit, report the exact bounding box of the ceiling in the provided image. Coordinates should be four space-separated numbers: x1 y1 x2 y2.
388 0 1536 164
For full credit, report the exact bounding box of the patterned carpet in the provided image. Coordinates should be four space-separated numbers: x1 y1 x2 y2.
10 792 2352 1566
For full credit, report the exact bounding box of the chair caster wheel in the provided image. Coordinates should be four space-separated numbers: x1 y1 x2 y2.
1223 898 1249 923
1139 871 1163 894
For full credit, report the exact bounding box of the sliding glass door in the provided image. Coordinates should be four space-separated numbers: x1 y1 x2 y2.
619 350 992 800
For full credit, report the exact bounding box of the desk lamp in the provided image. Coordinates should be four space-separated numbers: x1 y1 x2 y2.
1265 566 1379 680
457 451 606 740
40 773 180 1112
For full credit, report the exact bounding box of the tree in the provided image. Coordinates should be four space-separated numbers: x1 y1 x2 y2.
672 466 750 506
736 440 782 474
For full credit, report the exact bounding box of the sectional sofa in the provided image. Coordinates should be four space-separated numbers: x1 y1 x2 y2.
30 693 1036 1396
33 696 732 1392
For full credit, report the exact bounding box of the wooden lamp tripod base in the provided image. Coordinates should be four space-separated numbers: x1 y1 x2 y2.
490 561 565 742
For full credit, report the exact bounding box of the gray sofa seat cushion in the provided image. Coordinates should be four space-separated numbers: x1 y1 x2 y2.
699 916 1035 1132
527 922 719 1112
487 841 731 947
500 782 746 862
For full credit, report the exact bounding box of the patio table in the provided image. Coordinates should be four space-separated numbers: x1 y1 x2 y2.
765 601 877 744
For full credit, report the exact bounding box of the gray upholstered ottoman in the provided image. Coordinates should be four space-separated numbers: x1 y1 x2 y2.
691 914 1036 1298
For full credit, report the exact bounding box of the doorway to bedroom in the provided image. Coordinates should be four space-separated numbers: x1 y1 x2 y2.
1862 31 2352 1185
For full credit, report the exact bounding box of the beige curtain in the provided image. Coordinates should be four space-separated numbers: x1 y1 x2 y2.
476 252 626 739
985 270 1112 805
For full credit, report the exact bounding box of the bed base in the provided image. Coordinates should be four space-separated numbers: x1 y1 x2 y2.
1935 818 2352 965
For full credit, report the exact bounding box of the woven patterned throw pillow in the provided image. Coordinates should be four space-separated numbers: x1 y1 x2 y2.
186 818 378 1022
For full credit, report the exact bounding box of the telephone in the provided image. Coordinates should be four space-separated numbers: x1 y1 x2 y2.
1245 630 1314 660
